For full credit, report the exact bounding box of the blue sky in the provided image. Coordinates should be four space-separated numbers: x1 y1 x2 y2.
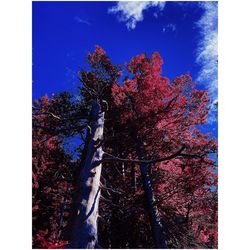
32 1 218 137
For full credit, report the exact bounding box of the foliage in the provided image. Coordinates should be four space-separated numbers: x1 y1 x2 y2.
32 96 76 249
32 46 217 249
102 51 218 248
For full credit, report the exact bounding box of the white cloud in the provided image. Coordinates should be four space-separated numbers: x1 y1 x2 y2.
162 23 176 32
74 16 90 25
108 1 166 30
195 2 218 123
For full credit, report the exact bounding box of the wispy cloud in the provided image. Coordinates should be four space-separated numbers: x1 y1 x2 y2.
162 23 176 33
74 16 91 25
108 1 166 30
195 2 218 123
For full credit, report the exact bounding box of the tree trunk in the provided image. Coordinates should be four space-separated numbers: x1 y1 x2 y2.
131 163 137 192
136 138 168 249
70 100 104 249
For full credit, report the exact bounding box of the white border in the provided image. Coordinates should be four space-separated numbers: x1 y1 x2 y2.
219 0 250 249
1 0 250 249
0 0 32 249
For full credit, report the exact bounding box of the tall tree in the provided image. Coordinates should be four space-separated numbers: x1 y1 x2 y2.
69 46 122 248
32 46 217 249
105 52 217 248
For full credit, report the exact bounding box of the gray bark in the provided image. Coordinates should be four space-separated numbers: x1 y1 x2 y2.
70 100 104 249
136 138 168 249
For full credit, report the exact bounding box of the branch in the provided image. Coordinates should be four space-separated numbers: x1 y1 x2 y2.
32 106 88 121
179 153 204 158
32 107 62 120
178 150 216 159
100 195 120 208
33 124 88 135
100 183 125 195
78 77 98 97
102 145 186 165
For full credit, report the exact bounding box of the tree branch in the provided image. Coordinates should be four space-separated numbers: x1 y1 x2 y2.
100 183 125 195
32 107 62 120
33 124 88 135
102 145 186 165
179 153 204 158
32 106 88 122
78 77 98 97
99 195 120 208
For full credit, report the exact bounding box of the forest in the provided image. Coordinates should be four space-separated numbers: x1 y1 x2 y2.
32 46 218 249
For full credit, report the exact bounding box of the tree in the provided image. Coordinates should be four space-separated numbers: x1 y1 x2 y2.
32 46 218 249
32 95 75 249
68 46 122 248
102 52 217 248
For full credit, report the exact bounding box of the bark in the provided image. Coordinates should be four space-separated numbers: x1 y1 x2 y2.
131 164 137 192
70 100 104 249
136 137 168 249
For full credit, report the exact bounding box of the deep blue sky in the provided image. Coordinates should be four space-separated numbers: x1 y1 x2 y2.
32 1 217 137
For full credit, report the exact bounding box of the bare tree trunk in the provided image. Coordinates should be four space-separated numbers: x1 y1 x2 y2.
70 100 104 249
136 137 168 249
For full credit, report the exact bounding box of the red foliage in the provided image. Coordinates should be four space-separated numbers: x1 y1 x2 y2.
33 47 217 248
105 51 218 248
35 233 68 249
32 96 75 249
81 45 122 97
